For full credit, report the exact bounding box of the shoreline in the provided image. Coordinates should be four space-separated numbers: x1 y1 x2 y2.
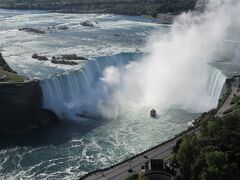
0 7 174 25
80 126 200 180
0 0 196 17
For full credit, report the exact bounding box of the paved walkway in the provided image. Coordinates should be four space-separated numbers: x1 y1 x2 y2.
81 128 198 180
217 76 240 117
83 140 176 180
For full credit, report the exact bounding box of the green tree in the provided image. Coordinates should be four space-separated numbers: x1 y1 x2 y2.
176 135 198 180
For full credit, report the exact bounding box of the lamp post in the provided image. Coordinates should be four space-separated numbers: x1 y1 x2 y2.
127 159 133 177
143 155 150 172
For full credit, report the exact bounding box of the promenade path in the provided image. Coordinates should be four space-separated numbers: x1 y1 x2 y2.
82 139 177 180
81 128 198 180
217 76 240 117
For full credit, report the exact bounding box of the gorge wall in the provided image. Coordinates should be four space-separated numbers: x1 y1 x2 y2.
0 81 58 134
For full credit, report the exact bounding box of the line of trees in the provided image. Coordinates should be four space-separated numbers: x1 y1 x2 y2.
173 110 240 180
0 0 197 16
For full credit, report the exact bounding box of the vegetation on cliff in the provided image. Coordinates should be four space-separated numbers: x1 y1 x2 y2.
173 110 240 180
0 0 197 17
0 55 59 134
0 53 25 82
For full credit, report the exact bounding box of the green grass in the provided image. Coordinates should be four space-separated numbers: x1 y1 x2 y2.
229 103 240 112
223 96 240 114
125 173 138 180
0 67 25 83
230 96 240 105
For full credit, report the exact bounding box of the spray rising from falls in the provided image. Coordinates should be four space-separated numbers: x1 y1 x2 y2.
41 52 225 120
41 53 142 119
41 0 240 120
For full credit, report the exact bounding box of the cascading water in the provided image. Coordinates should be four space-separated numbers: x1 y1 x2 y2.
181 64 226 112
41 51 226 120
40 53 142 119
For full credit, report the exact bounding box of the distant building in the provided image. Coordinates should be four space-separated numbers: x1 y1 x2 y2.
142 159 173 180
157 13 174 24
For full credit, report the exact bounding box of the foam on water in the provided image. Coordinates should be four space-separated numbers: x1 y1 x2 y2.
0 9 161 79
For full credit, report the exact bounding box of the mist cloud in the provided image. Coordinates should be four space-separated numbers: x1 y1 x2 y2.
96 0 240 118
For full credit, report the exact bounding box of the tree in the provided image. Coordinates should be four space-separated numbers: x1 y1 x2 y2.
174 111 240 180
176 135 198 180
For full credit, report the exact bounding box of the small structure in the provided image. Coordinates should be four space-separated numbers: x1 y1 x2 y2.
143 171 173 180
150 159 164 171
150 109 157 118
157 13 174 24
142 159 173 180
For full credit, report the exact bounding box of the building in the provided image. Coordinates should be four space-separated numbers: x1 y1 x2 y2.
156 13 174 24
141 159 173 180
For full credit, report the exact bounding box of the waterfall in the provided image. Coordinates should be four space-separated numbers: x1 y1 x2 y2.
40 53 142 119
41 52 226 121
183 64 226 112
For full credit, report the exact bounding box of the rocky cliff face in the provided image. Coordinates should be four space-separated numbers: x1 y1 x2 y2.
0 81 59 134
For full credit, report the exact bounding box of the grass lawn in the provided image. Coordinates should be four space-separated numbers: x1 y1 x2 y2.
223 95 240 114
0 67 25 83
230 95 240 105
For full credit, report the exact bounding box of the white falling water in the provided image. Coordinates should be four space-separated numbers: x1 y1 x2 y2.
40 53 142 119
40 51 226 120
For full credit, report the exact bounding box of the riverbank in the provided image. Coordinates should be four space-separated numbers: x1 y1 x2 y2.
0 53 25 83
80 75 236 180
216 75 240 117
0 53 59 134
0 0 196 17
80 126 200 180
